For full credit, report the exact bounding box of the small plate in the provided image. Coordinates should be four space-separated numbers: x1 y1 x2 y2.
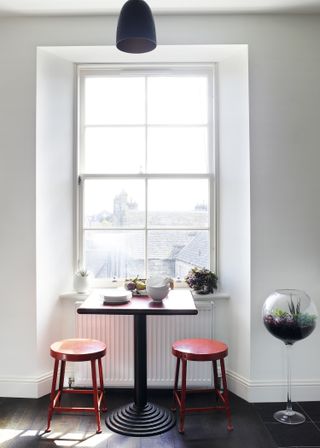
103 297 131 305
102 288 132 303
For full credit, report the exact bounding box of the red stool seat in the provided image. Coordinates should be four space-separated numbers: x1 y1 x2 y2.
172 338 233 433
50 339 106 362
172 338 228 361
46 338 107 434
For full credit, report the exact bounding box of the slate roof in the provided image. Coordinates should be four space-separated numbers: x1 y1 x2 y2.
113 230 198 260
148 231 196 259
86 194 209 277
175 232 208 268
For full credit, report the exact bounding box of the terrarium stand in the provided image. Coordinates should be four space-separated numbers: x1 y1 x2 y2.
273 343 305 425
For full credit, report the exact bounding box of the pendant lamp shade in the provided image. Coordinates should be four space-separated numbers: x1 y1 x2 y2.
116 0 157 54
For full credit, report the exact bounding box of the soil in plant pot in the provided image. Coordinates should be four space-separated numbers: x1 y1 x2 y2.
263 315 316 344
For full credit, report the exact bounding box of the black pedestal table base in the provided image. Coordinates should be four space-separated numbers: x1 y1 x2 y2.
106 402 176 436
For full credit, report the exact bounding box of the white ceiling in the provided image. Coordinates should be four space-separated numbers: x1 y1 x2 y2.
0 0 320 16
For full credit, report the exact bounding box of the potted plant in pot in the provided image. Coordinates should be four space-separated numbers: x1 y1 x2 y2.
185 267 218 295
74 269 91 294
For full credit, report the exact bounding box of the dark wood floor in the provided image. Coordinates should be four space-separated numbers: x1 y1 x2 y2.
1 389 319 447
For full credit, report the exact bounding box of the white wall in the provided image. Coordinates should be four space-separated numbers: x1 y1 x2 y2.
247 16 320 401
0 19 38 391
218 48 251 393
36 49 74 396
0 14 320 400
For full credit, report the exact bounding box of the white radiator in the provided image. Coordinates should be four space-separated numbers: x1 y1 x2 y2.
75 301 214 388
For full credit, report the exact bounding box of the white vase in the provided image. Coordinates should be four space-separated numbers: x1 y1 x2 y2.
74 274 90 293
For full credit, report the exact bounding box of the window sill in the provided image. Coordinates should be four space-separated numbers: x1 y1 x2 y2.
60 288 230 303
60 292 90 302
191 290 230 301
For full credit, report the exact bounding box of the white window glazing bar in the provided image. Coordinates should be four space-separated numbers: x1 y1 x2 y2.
79 173 211 180
77 69 86 271
208 64 216 272
144 76 148 277
83 227 210 232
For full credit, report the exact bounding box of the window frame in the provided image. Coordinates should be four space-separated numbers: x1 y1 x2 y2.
76 64 217 285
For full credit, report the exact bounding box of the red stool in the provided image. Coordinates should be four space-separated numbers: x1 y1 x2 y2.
172 338 233 433
46 338 107 434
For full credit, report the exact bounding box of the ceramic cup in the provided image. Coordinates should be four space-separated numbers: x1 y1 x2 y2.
146 284 170 302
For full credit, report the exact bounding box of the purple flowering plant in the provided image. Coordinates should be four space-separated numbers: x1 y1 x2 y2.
185 267 218 294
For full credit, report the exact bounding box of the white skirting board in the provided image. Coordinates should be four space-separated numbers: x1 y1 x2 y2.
2 371 320 402
0 372 52 398
227 369 320 403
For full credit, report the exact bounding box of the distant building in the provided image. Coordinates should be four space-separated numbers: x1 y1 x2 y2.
86 190 209 278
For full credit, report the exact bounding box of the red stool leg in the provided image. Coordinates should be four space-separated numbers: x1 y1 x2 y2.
46 359 59 432
57 360 66 406
212 360 220 401
91 359 102 434
179 358 187 433
220 358 233 431
172 357 180 411
98 358 107 412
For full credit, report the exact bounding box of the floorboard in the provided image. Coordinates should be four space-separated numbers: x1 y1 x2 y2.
1 389 319 447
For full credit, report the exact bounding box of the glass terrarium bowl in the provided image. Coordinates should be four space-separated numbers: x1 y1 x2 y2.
263 289 317 345
263 289 318 425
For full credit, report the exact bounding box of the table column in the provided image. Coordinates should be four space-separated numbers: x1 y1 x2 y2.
105 314 176 436
134 314 147 408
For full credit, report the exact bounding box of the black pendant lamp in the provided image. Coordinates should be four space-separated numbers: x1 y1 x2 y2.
116 0 157 54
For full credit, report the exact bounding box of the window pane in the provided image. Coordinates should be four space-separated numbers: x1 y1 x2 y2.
148 179 209 228
84 127 145 173
84 179 145 228
148 230 209 278
147 76 208 125
84 230 145 279
85 77 145 125
147 127 208 173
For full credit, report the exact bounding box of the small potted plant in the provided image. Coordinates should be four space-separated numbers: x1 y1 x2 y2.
185 267 218 295
74 269 91 294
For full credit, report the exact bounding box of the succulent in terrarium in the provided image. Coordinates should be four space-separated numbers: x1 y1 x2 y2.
263 290 317 345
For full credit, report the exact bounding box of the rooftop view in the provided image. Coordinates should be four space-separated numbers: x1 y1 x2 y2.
85 190 210 279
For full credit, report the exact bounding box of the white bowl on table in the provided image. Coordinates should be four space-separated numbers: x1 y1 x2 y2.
146 284 170 302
